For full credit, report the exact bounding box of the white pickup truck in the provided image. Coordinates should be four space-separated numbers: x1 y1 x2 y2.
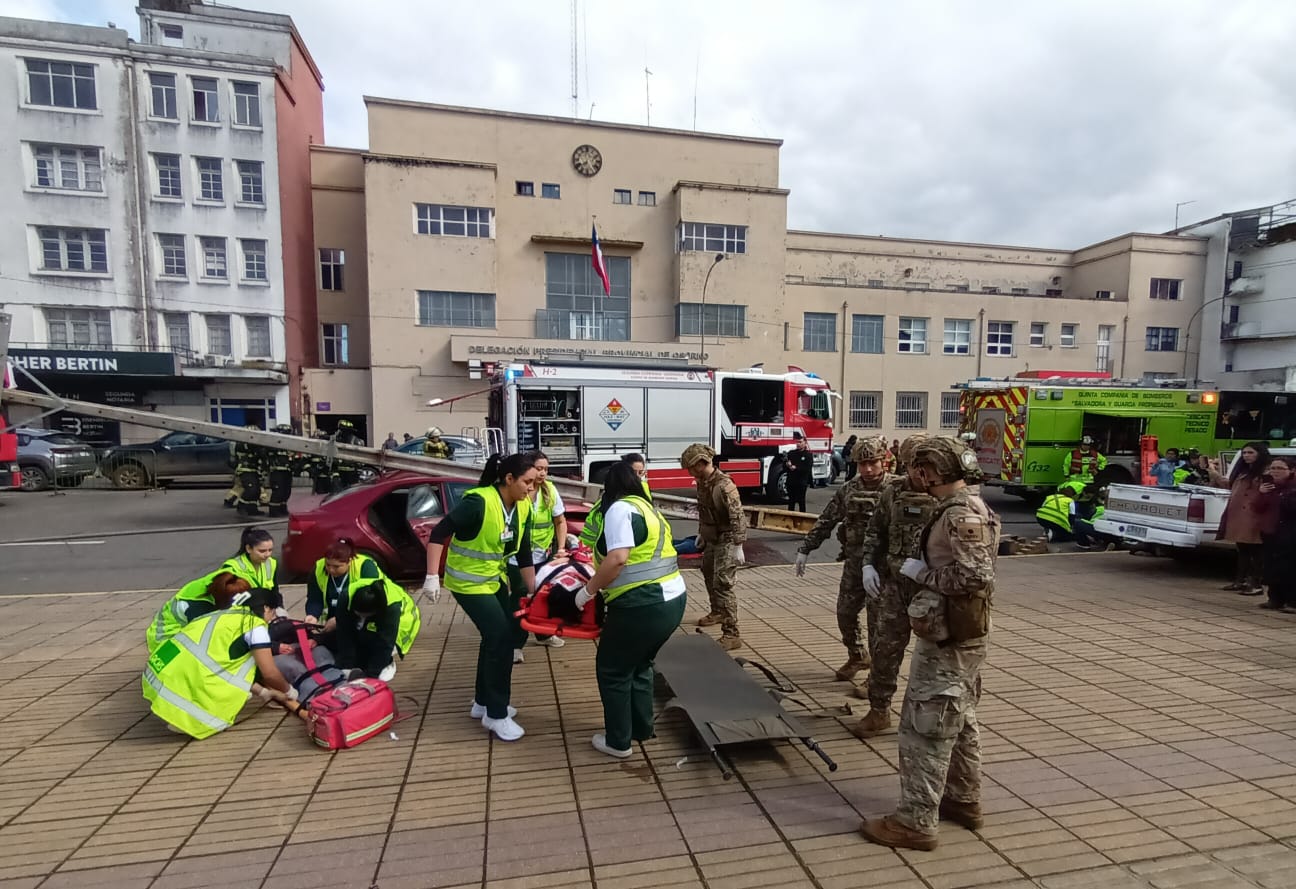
1094 483 1232 550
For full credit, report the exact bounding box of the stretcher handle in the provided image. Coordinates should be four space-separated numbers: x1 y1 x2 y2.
711 748 734 781
802 736 838 772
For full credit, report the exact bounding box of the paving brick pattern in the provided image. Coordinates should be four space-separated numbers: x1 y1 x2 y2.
3 553 1296 888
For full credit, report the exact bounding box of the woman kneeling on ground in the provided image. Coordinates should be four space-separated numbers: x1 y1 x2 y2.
146 570 249 655
576 462 686 759
334 575 421 682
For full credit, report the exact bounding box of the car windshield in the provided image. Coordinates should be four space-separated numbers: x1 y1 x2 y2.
320 475 384 505
41 433 83 445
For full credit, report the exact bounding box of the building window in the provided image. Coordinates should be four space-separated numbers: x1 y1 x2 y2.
896 392 927 429
541 183 561 199
867 279 885 288
1145 326 1179 352
240 239 267 281
542 253 631 340
1010 287 1029 295
415 204 493 238
154 153 182 198
1096 290 1113 300
32 144 101 192
898 317 927 354
319 248 344 291
37 227 107 273
1060 323 1077 348
195 157 223 201
165 312 190 353
985 321 1014 356
950 283 970 292
157 233 186 277
1096 324 1113 372
638 191 656 206
982 286 1000 294
613 188 631 204
679 222 747 254
1045 288 1063 297
940 392 960 429
1030 322 1046 347
45 308 111 348
236 161 264 204
1149 278 1181 301
231 82 261 127
851 314 883 354
205 314 232 355
516 181 534 196
199 237 227 280
191 76 219 122
943 319 972 355
25 59 96 110
676 303 746 338
148 72 177 119
245 316 271 358
802 312 836 352
159 23 183 45
417 291 496 328
322 323 350 366
848 391 881 429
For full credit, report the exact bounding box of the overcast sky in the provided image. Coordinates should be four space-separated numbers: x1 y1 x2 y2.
12 0 1296 247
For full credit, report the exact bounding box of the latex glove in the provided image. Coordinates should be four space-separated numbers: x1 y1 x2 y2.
731 544 746 565
422 574 441 605
900 558 927 582
861 565 881 598
254 684 277 703
574 588 594 609
794 552 808 577
565 534 581 551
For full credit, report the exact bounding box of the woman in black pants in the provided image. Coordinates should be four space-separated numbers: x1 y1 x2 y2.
1259 456 1296 611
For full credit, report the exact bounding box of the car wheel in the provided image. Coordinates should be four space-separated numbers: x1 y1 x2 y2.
112 462 150 489
20 465 50 492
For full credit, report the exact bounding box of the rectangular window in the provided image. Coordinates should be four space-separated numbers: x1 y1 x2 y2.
195 157 223 201
25 59 96 110
159 23 183 45
1096 290 1113 300
943 319 972 355
165 312 190 353
191 76 219 122
679 222 747 254
1096 324 1114 372
1030 322 1046 347
414 204 493 238
157 233 186 277
676 303 746 338
802 312 836 352
32 144 102 192
37 227 108 273
205 314 232 355
982 286 1000 294
231 81 261 127
848 391 881 429
851 314 883 354
542 252 631 340
1149 278 1181 301
986 321 1014 356
319 248 345 291
516 181 534 196
867 278 885 288
240 239 267 281
417 291 496 328
898 317 927 354
1145 326 1179 352
1045 288 1063 297
950 284 970 292
940 392 961 429
245 316 271 358
613 188 631 204
154 153 182 198
236 161 264 204
199 237 227 280
895 392 927 429
45 308 111 348
1060 323 1077 348
322 323 350 366
541 183 561 199
149 72 177 119
1011 287 1029 295
637 190 656 206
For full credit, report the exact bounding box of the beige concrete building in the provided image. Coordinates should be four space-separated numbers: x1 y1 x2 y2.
305 100 1213 444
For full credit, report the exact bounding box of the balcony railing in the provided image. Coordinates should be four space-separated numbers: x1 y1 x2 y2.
535 309 630 342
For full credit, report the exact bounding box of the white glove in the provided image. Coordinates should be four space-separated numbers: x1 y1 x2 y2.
285 686 299 702
900 558 927 582
794 552 808 577
861 565 881 598
574 588 594 609
421 574 441 605
731 544 746 565
254 684 277 702
565 534 581 551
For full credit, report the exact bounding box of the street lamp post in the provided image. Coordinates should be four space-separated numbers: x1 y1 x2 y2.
699 253 726 353
1181 293 1229 384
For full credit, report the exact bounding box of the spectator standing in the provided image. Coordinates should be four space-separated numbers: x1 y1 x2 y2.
783 433 815 512
841 435 858 481
1259 457 1296 612
1149 448 1182 487
1217 442 1274 595
382 432 399 450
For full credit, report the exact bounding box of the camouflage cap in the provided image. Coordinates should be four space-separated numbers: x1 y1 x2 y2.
680 443 716 467
850 437 887 462
911 436 980 483
897 434 930 466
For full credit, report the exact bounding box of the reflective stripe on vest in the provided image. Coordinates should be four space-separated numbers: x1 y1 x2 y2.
223 554 277 590
604 496 681 602
170 613 255 694
530 480 557 552
443 487 532 595
142 669 231 733
313 555 379 619
142 608 260 739
1036 495 1072 529
147 570 219 654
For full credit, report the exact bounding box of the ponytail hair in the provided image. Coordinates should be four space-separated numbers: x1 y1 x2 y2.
234 527 274 558
478 452 537 488
207 571 250 609
525 450 553 507
324 538 356 562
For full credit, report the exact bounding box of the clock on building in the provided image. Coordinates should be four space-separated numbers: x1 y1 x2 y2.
571 144 602 177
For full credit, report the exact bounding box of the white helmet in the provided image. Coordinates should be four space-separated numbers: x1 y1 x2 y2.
426 426 442 437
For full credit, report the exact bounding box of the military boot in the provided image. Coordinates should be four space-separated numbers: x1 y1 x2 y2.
858 815 938 851
849 708 893 739
835 654 871 681
697 612 724 627
718 634 743 652
939 798 983 831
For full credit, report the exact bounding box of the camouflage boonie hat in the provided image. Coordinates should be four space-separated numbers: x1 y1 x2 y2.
912 436 980 482
898 434 930 466
680 443 716 467
850 437 887 462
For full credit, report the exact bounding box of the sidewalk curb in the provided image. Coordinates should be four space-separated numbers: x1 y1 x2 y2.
2 518 288 545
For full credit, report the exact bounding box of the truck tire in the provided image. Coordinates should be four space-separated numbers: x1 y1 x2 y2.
1095 466 1133 487
112 462 150 490
765 464 788 503
20 465 50 492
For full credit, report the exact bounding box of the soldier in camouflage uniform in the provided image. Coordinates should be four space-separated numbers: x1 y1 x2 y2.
795 438 895 680
681 443 747 651
859 437 1000 852
850 434 936 736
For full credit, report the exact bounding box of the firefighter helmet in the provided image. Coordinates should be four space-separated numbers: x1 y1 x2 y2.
426 426 443 438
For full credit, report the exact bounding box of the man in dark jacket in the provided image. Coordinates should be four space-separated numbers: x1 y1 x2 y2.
784 433 815 511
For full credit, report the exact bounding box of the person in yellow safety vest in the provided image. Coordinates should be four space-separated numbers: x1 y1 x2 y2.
580 453 652 554
334 574 421 682
146 570 250 655
509 450 571 657
142 589 295 739
221 528 283 607
422 426 451 460
576 462 687 759
1035 481 1084 542
1066 435 1108 485
422 453 539 742
305 538 383 632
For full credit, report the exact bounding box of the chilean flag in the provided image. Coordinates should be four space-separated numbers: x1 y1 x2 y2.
591 224 611 296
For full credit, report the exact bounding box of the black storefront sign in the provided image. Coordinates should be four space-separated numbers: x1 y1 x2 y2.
9 348 176 377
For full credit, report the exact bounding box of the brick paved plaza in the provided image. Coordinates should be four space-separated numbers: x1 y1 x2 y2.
4 553 1296 889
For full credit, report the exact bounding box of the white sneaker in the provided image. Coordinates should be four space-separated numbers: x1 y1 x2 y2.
535 636 566 648
378 663 397 682
592 733 632 759
482 714 525 741
469 702 517 720
513 649 525 664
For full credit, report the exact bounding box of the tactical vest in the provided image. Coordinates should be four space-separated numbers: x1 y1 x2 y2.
444 486 532 595
602 496 682 603
919 493 1000 643
147 571 219 655
886 484 937 565
840 479 887 550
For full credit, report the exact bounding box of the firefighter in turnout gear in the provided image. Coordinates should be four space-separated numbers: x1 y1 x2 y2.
265 425 295 517
1066 435 1108 485
795 437 896 680
423 426 451 460
234 427 266 517
333 420 364 490
306 430 333 494
681 443 747 651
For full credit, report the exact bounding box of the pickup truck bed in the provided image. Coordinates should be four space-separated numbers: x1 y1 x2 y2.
1095 482 1232 550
